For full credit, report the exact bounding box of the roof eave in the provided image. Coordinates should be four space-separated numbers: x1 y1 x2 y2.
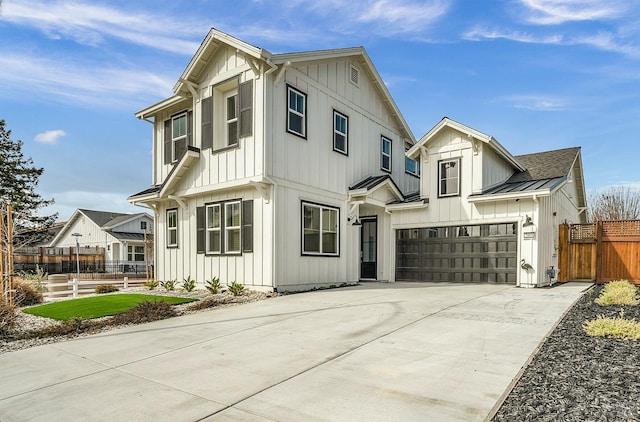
135 95 188 120
468 189 554 203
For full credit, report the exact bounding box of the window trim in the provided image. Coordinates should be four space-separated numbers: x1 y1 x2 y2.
286 85 307 139
405 145 420 177
333 110 348 155
205 203 222 254
225 201 242 254
127 245 145 262
171 113 187 163
202 199 244 256
301 201 340 257
438 158 461 198
166 208 178 248
225 90 239 148
381 136 392 173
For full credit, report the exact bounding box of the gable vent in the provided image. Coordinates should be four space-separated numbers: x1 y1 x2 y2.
349 65 360 87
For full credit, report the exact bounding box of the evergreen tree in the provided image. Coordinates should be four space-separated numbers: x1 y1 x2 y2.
0 119 57 247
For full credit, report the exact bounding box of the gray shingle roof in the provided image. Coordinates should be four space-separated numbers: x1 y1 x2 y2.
79 209 130 228
349 175 392 191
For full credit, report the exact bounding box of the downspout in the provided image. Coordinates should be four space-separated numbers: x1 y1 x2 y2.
262 62 278 292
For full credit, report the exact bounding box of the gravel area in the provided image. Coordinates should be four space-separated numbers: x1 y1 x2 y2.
493 284 640 421
0 287 274 355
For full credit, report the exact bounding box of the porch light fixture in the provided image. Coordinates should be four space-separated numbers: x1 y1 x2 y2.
523 215 533 227
348 215 362 226
352 218 362 226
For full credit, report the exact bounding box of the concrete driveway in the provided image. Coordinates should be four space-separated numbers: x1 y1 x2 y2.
0 282 587 421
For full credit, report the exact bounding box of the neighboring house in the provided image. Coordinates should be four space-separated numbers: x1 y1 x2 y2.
129 29 586 291
50 209 154 266
393 118 586 287
128 28 419 291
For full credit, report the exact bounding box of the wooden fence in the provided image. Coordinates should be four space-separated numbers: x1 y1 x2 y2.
558 220 640 284
44 276 147 300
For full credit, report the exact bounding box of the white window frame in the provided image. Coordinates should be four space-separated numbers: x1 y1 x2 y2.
206 204 222 254
302 202 339 257
438 158 461 197
381 136 392 172
287 85 306 138
167 209 178 248
171 113 187 163
225 90 239 147
405 145 420 176
333 110 348 155
225 201 242 254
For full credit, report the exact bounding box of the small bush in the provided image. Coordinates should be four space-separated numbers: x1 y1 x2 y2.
24 317 104 340
205 277 222 294
143 279 159 290
595 280 639 306
14 280 44 307
182 276 196 292
0 302 17 336
228 281 245 297
95 284 119 294
110 300 176 324
584 310 640 340
19 266 49 292
160 279 177 291
186 296 236 311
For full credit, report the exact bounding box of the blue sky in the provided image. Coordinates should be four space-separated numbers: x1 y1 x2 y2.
1 0 639 221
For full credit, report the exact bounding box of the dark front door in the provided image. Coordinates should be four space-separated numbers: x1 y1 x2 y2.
360 217 377 279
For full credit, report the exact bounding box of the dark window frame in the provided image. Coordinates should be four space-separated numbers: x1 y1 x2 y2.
438 157 461 198
286 84 307 139
381 136 392 173
301 201 340 257
333 109 349 155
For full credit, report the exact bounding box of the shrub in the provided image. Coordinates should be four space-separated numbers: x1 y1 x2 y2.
24 317 104 340
584 310 640 340
228 281 245 297
595 280 639 306
13 279 44 307
19 265 49 293
110 300 176 325
186 296 236 311
143 279 159 290
182 276 196 292
0 302 17 336
95 284 119 294
205 277 222 294
160 279 177 291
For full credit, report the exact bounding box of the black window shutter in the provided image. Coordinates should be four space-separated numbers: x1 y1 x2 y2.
175 138 187 161
196 206 205 254
187 110 194 146
164 119 172 164
201 97 213 150
242 200 253 252
239 80 253 138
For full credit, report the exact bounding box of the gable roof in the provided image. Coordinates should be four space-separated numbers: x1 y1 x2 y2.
349 175 404 201
50 209 152 246
509 147 581 182
407 117 525 172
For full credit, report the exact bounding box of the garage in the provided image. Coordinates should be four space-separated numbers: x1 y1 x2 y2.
396 223 518 283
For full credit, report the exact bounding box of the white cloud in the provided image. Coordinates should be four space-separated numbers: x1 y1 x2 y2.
357 0 450 33
518 0 628 25
3 0 203 54
502 95 568 111
463 27 563 44
35 130 66 144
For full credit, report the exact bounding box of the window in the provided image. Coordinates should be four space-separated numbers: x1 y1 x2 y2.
127 245 145 262
140 221 147 230
225 92 239 147
167 209 178 248
302 202 339 256
439 158 460 197
206 204 221 253
197 200 252 255
381 136 392 172
333 110 348 155
225 202 241 254
287 85 306 137
171 114 187 163
405 145 420 176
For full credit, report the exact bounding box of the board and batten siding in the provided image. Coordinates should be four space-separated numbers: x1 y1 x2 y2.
265 59 418 196
154 188 273 290
480 144 514 192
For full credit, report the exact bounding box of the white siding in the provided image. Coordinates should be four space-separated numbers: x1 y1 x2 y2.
481 144 513 192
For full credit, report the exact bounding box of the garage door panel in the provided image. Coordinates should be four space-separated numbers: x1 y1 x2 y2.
396 224 518 284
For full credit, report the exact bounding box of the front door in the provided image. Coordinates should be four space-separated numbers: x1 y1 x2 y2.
360 217 377 280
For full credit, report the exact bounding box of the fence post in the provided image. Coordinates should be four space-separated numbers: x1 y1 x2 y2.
124 276 128 289
72 278 78 298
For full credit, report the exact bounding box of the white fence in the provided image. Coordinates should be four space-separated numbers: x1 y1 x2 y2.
45 274 147 300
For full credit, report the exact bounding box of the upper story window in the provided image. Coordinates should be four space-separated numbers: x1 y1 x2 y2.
381 136 392 172
225 92 239 147
140 221 147 230
333 110 348 155
405 145 420 177
302 202 339 256
287 85 306 138
439 158 460 197
167 209 178 248
172 113 187 162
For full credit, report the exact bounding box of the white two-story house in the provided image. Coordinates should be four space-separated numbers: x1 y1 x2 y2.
129 28 419 291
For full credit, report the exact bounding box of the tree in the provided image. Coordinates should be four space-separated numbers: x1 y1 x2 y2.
588 186 640 222
1 119 57 302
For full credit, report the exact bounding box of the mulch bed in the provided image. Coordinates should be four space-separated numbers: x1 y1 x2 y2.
493 285 640 421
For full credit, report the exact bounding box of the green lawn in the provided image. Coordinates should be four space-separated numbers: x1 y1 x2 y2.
23 294 196 321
